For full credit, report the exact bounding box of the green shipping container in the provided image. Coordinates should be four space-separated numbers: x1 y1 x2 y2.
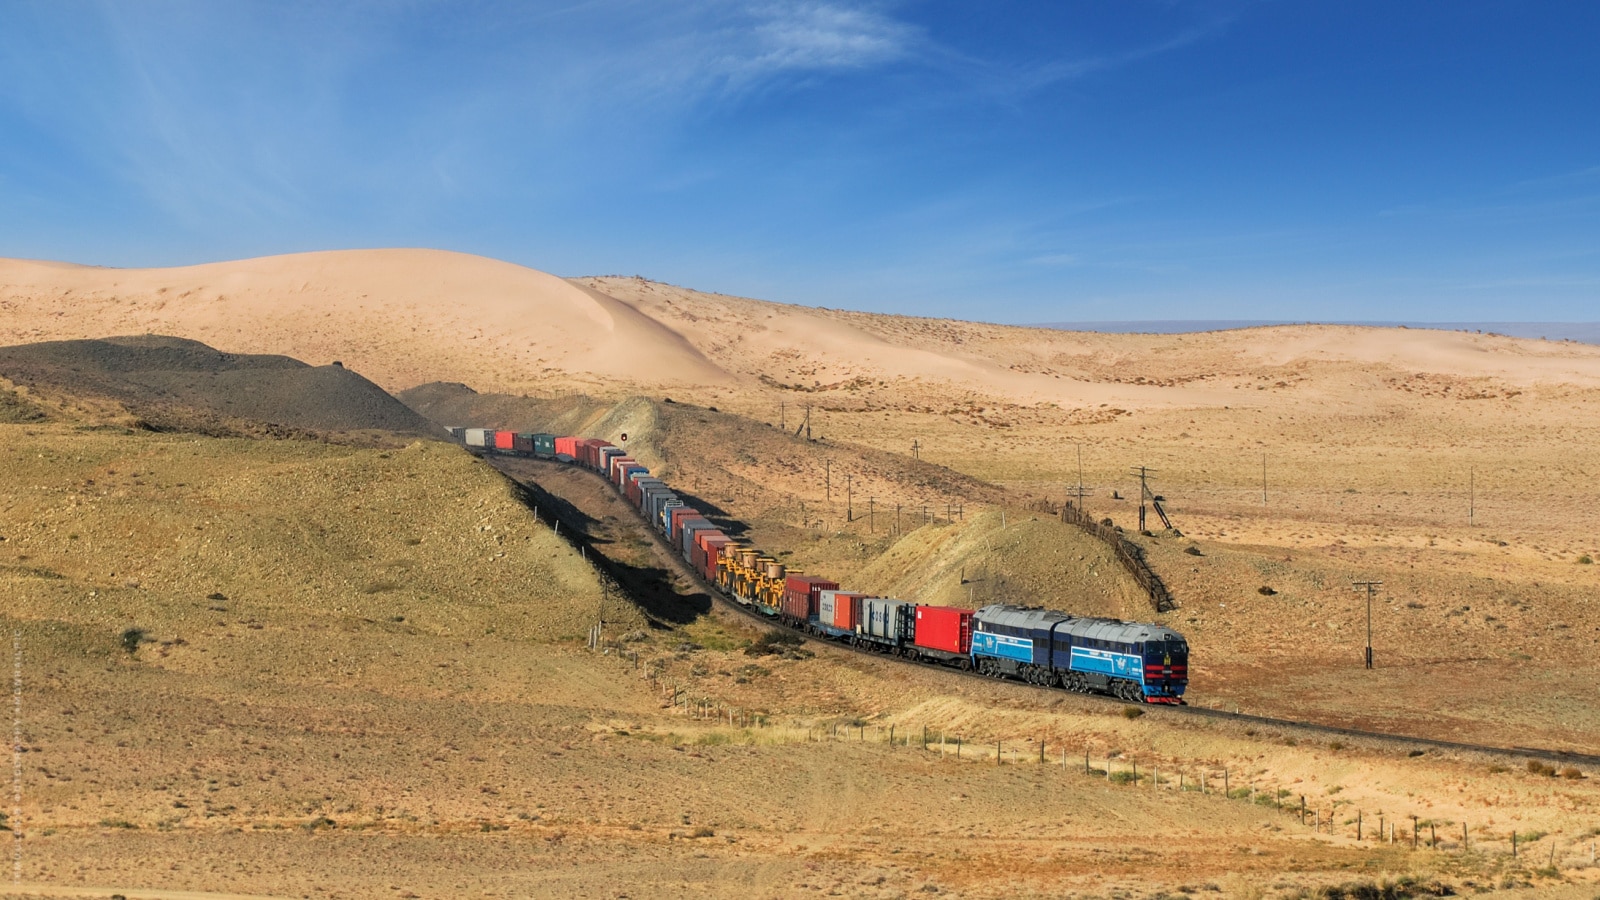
533 433 557 458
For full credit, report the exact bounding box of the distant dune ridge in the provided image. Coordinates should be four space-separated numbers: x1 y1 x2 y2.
4 249 1600 407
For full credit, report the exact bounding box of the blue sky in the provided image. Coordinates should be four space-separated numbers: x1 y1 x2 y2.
1 1 1597 323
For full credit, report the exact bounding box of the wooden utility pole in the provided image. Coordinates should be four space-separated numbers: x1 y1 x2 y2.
868 497 875 533
1076 443 1086 508
1469 467 1475 526
846 474 854 522
1131 466 1170 531
780 399 786 431
824 459 831 501
896 504 901 534
911 439 920 461
1262 451 1268 506
1353 581 1382 669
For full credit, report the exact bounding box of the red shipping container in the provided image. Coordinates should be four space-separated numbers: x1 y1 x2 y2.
554 436 578 457
783 575 838 621
610 457 636 484
702 535 732 581
829 591 867 631
575 439 596 468
494 431 515 450
913 605 974 655
588 440 613 468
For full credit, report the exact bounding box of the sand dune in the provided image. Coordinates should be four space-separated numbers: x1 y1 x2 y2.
0 249 731 393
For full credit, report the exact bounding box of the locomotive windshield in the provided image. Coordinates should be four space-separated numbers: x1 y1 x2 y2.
1147 640 1188 658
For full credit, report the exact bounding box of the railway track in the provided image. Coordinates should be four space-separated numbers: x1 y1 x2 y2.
500 455 1600 771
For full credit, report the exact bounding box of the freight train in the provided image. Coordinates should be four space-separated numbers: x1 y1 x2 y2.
454 427 1189 704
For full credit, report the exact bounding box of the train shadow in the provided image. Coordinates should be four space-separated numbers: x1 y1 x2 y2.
492 457 711 628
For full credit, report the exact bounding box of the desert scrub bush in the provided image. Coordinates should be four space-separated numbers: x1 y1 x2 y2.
119 626 146 653
743 631 805 657
1559 766 1584 779
1313 877 1453 899
1578 555 1593 565
1122 706 1144 720
99 818 137 829
691 825 715 838
1527 760 1557 777
1109 771 1138 785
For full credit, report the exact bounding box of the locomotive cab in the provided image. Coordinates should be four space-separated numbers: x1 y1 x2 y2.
1141 637 1189 704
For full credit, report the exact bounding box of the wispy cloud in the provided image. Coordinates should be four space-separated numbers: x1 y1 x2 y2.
736 3 916 75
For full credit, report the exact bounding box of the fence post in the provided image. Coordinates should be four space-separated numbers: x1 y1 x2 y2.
996 740 1002 765
889 725 895 746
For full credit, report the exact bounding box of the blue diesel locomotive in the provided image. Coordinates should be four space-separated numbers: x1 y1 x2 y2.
971 604 1188 704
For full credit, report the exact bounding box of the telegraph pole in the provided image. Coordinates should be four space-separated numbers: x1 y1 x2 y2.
1262 452 1268 506
846 474 854 522
780 399 786 431
1076 443 1085 508
1132 466 1155 532
1353 581 1382 669
911 439 920 461
1469 467 1475 526
869 497 875 533
824 459 831 502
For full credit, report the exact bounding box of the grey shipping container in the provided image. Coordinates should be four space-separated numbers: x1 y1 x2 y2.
681 520 715 558
860 598 913 642
464 428 491 448
448 426 467 441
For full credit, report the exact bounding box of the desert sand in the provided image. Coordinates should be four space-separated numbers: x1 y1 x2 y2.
3 249 1600 897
